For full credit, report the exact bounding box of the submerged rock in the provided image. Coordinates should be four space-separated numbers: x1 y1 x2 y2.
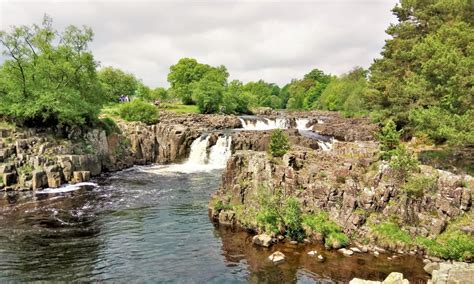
339 248 354 256
268 251 285 264
307 250 318 256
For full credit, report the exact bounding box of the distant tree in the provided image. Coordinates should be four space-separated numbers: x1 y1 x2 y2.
98 67 138 102
151 87 169 101
286 68 332 109
191 67 228 114
167 58 213 104
222 80 251 114
0 15 103 128
243 80 282 109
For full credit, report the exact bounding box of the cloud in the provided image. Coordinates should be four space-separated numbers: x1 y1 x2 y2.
0 0 397 87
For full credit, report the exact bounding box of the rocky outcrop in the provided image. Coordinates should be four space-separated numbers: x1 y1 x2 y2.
0 114 240 191
209 140 473 257
350 272 409 284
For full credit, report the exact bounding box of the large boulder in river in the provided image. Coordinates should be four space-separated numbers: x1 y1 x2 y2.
252 234 273 247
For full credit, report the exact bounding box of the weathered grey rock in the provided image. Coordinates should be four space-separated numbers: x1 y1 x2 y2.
32 170 47 190
268 251 285 264
218 211 235 226
252 234 273 247
382 272 408 284
431 262 474 284
424 262 440 275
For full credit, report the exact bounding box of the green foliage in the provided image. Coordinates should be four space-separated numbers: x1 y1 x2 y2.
118 99 159 124
0 15 103 129
402 174 437 198
315 67 368 116
376 120 402 160
367 0 473 146
214 200 233 212
159 103 199 114
222 80 251 114
372 222 411 245
98 117 121 135
269 129 290 157
243 80 283 109
191 67 228 114
417 230 474 261
286 69 332 109
98 66 138 102
167 58 215 105
389 145 419 180
302 212 349 247
255 188 305 240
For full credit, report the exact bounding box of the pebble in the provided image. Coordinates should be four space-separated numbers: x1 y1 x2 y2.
307 250 318 256
350 247 361 253
374 251 380 256
317 255 325 262
289 240 298 245
338 248 354 256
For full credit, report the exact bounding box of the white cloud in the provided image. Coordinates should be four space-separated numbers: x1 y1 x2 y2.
0 0 398 87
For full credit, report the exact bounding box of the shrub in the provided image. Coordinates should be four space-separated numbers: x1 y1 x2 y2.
118 99 159 124
214 200 233 212
303 212 349 248
390 145 419 180
99 117 121 135
283 197 305 241
269 129 290 157
402 174 436 198
376 120 402 160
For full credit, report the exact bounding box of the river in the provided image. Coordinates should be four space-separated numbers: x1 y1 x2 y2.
0 117 429 282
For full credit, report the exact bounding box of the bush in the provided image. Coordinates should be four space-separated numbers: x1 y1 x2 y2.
402 174 436 198
269 129 290 157
390 145 419 180
118 100 159 124
283 197 305 241
98 117 121 135
303 212 349 248
376 120 402 160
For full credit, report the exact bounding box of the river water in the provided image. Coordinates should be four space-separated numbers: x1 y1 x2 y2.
0 119 429 282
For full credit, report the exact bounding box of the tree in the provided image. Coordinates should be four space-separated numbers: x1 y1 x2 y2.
243 80 282 109
98 67 138 102
269 129 290 157
222 80 251 114
167 58 213 104
315 67 368 116
286 68 332 109
367 0 473 145
0 15 103 129
191 67 228 114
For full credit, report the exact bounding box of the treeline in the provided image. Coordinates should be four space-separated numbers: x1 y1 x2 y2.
1 0 472 147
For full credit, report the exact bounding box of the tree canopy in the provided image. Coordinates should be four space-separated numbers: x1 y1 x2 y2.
0 15 103 128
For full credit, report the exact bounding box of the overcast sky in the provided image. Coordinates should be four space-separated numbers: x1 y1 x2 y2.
0 0 398 87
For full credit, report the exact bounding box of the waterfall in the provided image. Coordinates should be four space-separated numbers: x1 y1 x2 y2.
295 118 311 130
187 135 210 164
239 117 291 130
208 135 232 167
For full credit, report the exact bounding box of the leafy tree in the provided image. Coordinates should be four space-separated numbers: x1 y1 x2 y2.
243 80 282 109
191 67 228 114
0 15 103 129
98 67 138 102
286 68 332 109
269 129 290 157
167 58 213 104
367 0 473 146
151 87 169 101
222 80 251 114
316 67 368 116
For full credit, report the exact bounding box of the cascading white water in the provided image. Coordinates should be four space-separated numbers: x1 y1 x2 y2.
187 135 210 165
142 134 232 174
295 118 311 130
239 117 291 130
208 135 232 167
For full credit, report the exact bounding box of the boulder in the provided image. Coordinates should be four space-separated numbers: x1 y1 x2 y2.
339 248 354 256
268 251 285 264
382 272 409 284
45 165 62 188
424 262 440 275
32 170 47 190
252 234 273 247
73 171 91 183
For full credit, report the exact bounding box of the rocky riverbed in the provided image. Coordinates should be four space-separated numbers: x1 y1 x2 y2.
1 111 472 282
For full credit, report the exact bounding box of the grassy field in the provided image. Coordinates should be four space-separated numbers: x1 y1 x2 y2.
159 103 199 114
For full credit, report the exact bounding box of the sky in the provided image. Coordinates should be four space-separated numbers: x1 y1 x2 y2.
0 0 398 87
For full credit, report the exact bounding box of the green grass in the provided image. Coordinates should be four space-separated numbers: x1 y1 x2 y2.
402 174 437 198
159 103 199 114
372 222 412 245
303 212 349 248
0 120 15 130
